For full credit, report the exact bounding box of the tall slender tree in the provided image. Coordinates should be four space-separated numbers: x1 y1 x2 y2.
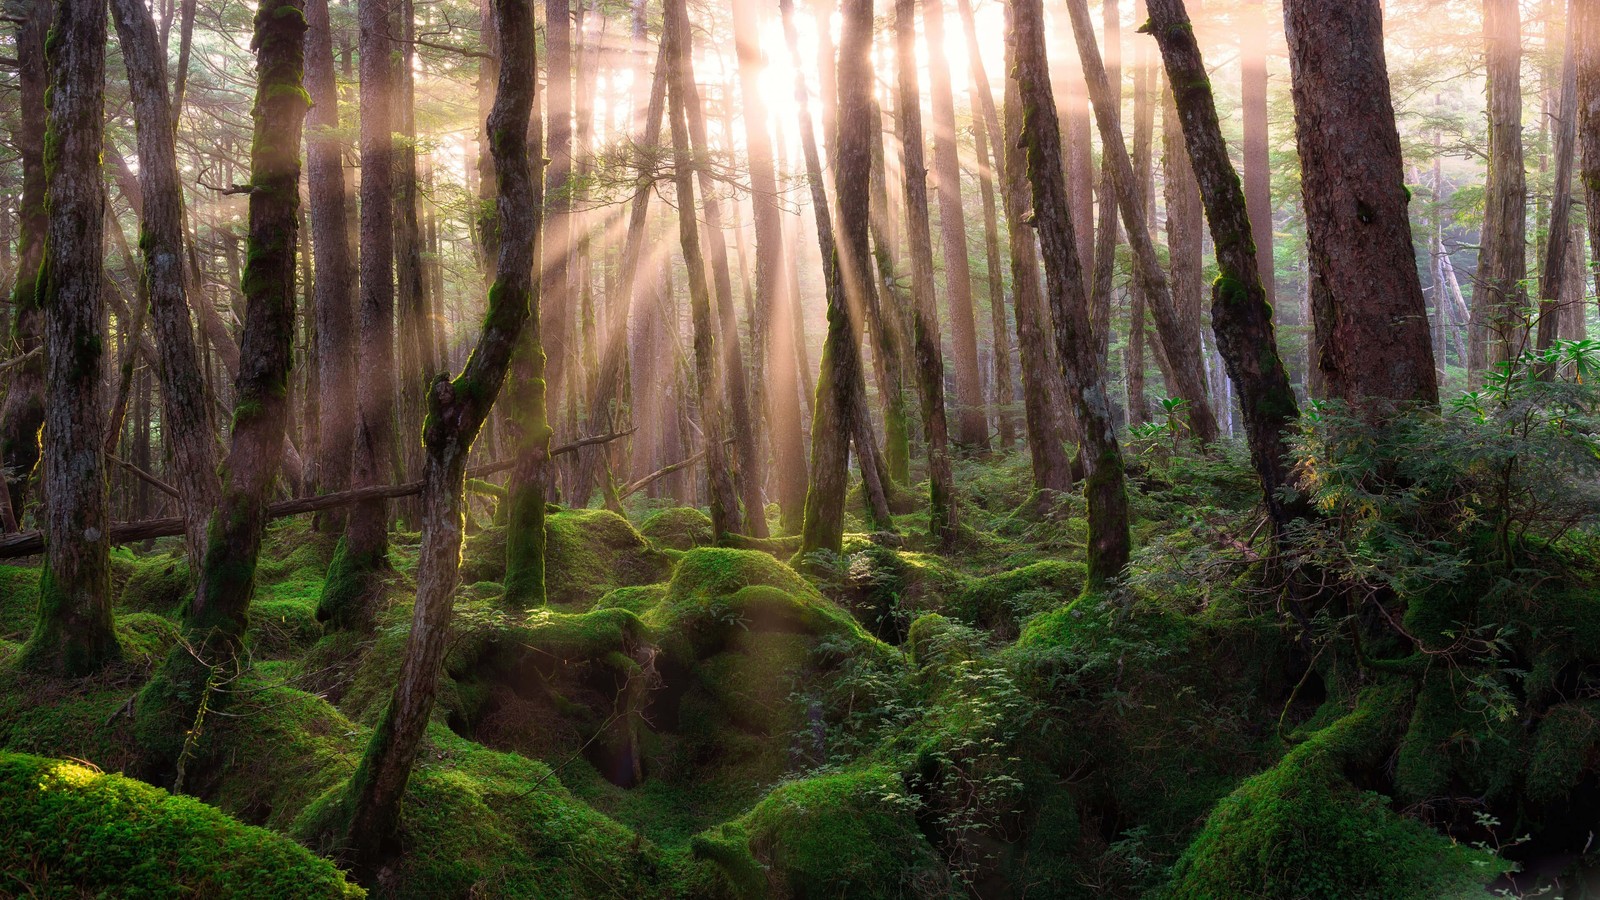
1241 0 1274 315
1473 0 1528 377
1283 0 1439 410
1577 0 1600 301
22 0 119 676
1013 0 1131 584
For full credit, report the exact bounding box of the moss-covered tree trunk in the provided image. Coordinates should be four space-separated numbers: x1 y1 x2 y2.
922 0 988 452
893 0 958 544
1535 10 1578 357
867 100 914 487
304 0 356 533
0 0 49 527
1580 0 1600 305
323 0 397 630
1283 0 1439 411
664 0 743 541
22 0 119 677
136 0 308 766
330 0 537 861
108 0 223 571
1012 0 1131 585
1145 0 1309 531
1001 15 1076 498
1063 0 1217 445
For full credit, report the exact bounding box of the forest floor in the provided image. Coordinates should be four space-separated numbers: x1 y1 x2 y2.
1 446 1598 897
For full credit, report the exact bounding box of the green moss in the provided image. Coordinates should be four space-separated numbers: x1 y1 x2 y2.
693 766 943 898
316 536 388 631
950 560 1086 635
0 564 41 642
119 554 191 615
0 752 363 897
1526 701 1600 804
640 506 716 551
463 510 671 608
1165 686 1506 899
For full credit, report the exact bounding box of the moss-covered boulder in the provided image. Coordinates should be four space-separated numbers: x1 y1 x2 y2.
0 752 363 898
640 506 716 551
1165 686 1505 899
949 560 1085 636
459 509 671 606
692 766 945 898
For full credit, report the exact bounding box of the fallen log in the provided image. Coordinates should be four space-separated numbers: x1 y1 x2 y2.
0 430 635 559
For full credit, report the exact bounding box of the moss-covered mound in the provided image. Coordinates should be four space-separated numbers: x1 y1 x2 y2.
459 509 671 606
0 752 363 898
692 766 945 898
640 506 716 550
948 560 1085 636
1165 686 1505 899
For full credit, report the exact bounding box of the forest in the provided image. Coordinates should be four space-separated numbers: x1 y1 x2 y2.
0 0 1597 894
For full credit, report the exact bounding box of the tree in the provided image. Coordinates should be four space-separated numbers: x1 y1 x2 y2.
109 0 222 570
1283 0 1439 410
1535 5 1578 357
1145 0 1307 530
1063 0 1218 443
0 0 48 527
1241 0 1274 316
320 0 537 862
923 0 988 450
324 0 399 630
1472 0 1528 378
1578 0 1600 302
895 0 958 544
303 0 356 533
21 0 119 676
1012 0 1131 584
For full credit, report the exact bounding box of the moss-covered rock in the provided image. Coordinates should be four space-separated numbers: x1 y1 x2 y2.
692 765 945 898
1165 686 1505 899
949 560 1086 636
0 751 363 898
640 506 716 551
460 509 671 607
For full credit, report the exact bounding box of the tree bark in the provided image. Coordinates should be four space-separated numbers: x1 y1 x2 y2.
1241 0 1274 316
304 0 357 532
1536 7 1578 357
1003 15 1076 496
1283 0 1439 411
1013 0 1131 584
541 0 575 414
394 0 433 522
0 0 49 526
1087 0 1120 361
331 0 535 863
1063 0 1218 443
665 0 743 540
22 0 120 676
1472 0 1528 377
894 0 959 543
923 0 989 450
1146 0 1308 531
1575 0 1600 306
1127 0 1154 425
109 0 223 571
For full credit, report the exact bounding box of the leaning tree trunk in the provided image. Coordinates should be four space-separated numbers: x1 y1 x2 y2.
0 0 49 527
109 0 223 571
923 0 988 451
135 0 308 776
894 0 958 544
1146 0 1309 531
1284 0 1439 412
1002 12 1077 497
1472 0 1528 379
327 0 536 864
665 0 743 540
304 0 356 533
1013 0 1130 585
1062 0 1219 444
21 0 120 677
323 0 398 630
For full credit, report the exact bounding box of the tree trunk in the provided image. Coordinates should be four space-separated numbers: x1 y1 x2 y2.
1063 0 1218 443
865 99 914 486
1003 20 1076 496
1536 7 1578 357
1283 0 1439 411
304 0 357 531
923 0 989 450
894 0 958 544
330 0 535 861
541 0 575 417
1575 0 1599 306
1146 0 1308 531
22 0 120 677
665 0 743 540
957 0 1015 449
394 0 433 522
0 0 49 526
326 0 398 629
109 0 223 571
1087 0 1120 361
1472 0 1528 377
1241 0 1274 317
1127 0 1154 425
1013 0 1131 584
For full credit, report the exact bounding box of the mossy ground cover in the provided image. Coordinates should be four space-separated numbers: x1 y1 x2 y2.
2 446 1596 896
